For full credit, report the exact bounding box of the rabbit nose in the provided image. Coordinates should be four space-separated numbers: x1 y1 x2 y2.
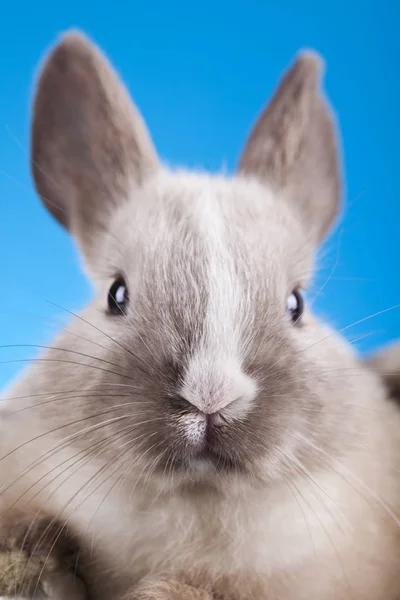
173 393 230 422
178 353 258 419
179 406 227 450
173 395 225 424
202 410 226 428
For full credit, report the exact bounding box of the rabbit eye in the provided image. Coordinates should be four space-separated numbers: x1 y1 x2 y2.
108 277 129 315
286 289 304 324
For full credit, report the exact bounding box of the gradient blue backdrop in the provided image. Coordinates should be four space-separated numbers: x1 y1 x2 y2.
0 0 399 389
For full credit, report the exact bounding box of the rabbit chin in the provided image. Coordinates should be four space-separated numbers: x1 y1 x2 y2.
153 445 241 478
188 455 220 475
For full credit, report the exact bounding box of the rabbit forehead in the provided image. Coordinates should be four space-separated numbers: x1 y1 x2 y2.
102 168 311 280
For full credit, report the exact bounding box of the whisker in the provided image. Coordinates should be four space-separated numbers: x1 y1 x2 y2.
86 434 164 536
301 302 400 355
3 381 146 403
275 448 353 592
277 446 350 531
0 344 136 379
0 304 136 364
282 474 316 557
5 393 135 416
9 421 138 511
31 426 155 516
309 227 344 308
292 432 400 529
128 441 167 498
1 412 164 500
32 295 154 378
0 408 141 477
30 431 166 587
0 357 137 382
23 431 158 592
0 415 127 501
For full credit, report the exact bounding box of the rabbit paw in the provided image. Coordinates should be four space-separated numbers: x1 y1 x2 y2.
0 509 87 599
121 580 212 600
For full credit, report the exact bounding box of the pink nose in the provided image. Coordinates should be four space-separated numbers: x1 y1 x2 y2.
201 410 225 428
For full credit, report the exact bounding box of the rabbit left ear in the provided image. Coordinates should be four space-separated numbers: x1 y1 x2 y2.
31 30 159 259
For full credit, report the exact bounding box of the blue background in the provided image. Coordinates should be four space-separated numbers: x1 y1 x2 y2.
0 0 399 389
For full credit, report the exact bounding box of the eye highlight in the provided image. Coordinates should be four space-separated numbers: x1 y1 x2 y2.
108 277 129 315
286 289 304 324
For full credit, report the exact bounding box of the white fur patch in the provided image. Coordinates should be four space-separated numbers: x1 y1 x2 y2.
178 187 258 420
179 411 207 447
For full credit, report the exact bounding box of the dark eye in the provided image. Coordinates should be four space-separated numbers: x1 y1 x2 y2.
286 289 304 324
108 277 129 315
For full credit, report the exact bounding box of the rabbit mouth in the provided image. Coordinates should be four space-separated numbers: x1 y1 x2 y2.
154 436 245 476
167 450 240 476
183 415 244 473
192 446 239 471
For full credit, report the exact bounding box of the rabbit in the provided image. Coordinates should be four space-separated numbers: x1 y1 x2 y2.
0 30 400 600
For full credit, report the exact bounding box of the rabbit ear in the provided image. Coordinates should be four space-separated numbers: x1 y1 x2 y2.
238 51 341 244
31 31 159 252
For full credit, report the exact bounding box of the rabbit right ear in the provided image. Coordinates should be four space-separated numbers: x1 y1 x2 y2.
31 31 159 258
238 51 341 245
